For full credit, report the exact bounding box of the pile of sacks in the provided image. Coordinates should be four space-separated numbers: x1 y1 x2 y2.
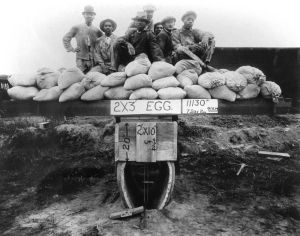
6 56 282 103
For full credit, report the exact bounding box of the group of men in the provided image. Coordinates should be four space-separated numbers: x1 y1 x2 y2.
63 5 215 74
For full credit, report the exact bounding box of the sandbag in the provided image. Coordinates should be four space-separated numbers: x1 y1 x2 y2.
175 60 202 75
8 74 36 87
236 65 266 85
148 61 176 80
124 74 152 90
125 53 151 77
184 85 211 99
198 72 226 89
129 88 158 100
237 84 261 100
59 83 85 102
58 67 85 90
157 87 186 99
260 81 281 102
81 85 109 101
209 85 236 102
81 72 106 90
224 71 247 92
36 67 60 89
177 69 198 85
33 86 63 101
152 76 180 90
7 86 39 100
104 86 132 100
101 72 127 87
219 69 230 74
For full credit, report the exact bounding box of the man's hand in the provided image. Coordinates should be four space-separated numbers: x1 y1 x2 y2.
73 47 81 53
176 45 187 53
127 44 135 56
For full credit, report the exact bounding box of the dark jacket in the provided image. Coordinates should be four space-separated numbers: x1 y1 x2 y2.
156 28 174 63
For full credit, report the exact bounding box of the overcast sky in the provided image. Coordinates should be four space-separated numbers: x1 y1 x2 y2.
0 0 299 74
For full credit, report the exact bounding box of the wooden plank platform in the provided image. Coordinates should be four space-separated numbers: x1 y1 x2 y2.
0 98 292 118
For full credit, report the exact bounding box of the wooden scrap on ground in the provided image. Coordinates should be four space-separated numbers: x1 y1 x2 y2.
109 206 144 220
258 151 290 158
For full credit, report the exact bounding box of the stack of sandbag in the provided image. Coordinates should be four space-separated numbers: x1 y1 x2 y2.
7 73 38 100
148 61 186 99
101 72 132 100
33 86 63 101
36 67 60 89
125 53 151 77
58 67 86 102
260 81 282 102
177 69 198 88
80 72 109 101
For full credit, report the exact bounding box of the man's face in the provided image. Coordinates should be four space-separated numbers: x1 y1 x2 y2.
183 17 194 29
135 20 147 31
83 12 95 24
164 21 175 31
145 10 154 20
103 22 113 34
154 24 163 35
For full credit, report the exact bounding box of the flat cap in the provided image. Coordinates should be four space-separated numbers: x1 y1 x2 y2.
161 16 176 25
181 11 197 21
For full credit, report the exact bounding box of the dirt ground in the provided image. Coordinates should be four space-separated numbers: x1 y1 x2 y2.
0 114 299 236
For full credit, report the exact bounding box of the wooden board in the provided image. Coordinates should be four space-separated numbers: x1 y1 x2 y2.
115 121 177 162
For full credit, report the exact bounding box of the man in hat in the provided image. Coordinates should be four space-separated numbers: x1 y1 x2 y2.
154 22 163 36
156 16 176 64
112 12 163 71
128 4 157 32
63 5 102 73
91 19 118 74
172 11 215 64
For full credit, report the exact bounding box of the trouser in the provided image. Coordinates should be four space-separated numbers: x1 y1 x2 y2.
76 59 94 74
112 41 135 70
175 38 216 64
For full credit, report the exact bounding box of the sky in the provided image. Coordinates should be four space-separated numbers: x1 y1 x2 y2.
0 0 299 74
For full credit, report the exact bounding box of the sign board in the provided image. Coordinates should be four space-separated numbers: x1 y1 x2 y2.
110 100 181 115
182 99 218 114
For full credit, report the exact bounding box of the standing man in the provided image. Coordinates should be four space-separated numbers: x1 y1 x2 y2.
172 11 215 64
113 12 163 71
91 19 118 74
63 5 102 73
156 16 176 64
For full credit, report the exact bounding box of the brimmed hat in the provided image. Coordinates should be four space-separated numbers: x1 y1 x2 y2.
132 11 150 23
83 5 96 15
161 16 176 25
100 19 117 32
181 11 197 21
143 4 156 12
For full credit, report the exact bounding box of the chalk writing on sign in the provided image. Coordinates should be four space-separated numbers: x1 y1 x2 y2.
182 99 218 114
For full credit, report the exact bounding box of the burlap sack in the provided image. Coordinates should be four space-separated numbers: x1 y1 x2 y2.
224 71 247 92
236 65 266 85
184 85 211 99
148 61 176 81
157 87 186 99
101 72 127 87
8 74 36 87
81 72 106 90
260 81 281 101
125 53 151 77
152 76 180 90
104 86 133 100
175 60 202 75
58 67 85 90
124 74 152 90
33 86 63 101
209 85 236 102
59 83 85 102
36 67 60 89
177 69 198 85
198 72 226 89
7 86 39 100
237 84 261 100
81 85 109 101
129 88 158 100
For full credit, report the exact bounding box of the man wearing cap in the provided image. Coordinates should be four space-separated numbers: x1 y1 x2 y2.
156 16 176 64
91 19 118 74
172 11 215 64
128 4 156 32
154 22 163 36
113 12 163 71
63 6 102 73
